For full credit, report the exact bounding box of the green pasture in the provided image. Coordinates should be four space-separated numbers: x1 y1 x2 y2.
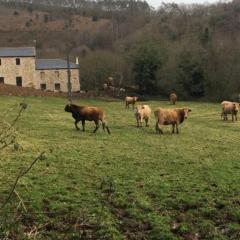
0 96 239 239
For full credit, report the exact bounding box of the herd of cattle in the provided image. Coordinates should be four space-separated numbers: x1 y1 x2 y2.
64 93 239 135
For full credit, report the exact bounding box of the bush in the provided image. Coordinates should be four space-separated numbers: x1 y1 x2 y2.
44 14 49 23
13 11 19 16
92 15 99 22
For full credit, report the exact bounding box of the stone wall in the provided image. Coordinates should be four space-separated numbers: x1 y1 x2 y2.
0 57 36 87
0 56 80 92
35 68 80 92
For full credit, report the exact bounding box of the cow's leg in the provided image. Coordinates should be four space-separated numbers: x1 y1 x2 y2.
137 118 140 127
233 113 237 121
155 122 159 133
104 122 111 135
140 116 143 127
172 124 175 133
75 120 80 130
145 118 149 127
93 120 100 133
101 120 111 134
101 120 105 131
159 125 163 134
156 122 163 134
106 126 111 134
147 118 150 127
82 120 85 131
176 122 179 134
223 113 226 121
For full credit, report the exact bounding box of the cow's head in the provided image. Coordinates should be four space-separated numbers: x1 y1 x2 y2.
134 105 141 116
133 96 138 102
64 104 73 113
233 103 239 112
183 107 192 119
135 105 145 119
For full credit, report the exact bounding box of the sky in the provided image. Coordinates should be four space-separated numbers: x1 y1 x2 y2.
147 0 231 9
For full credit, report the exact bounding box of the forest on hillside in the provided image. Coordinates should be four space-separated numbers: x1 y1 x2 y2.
0 0 240 100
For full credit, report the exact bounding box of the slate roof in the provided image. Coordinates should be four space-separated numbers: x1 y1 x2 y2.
0 47 36 57
36 59 79 70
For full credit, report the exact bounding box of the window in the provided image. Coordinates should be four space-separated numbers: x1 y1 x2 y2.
16 58 21 65
0 77 4 84
55 83 61 91
40 71 45 79
16 77 22 86
55 71 59 79
40 83 46 90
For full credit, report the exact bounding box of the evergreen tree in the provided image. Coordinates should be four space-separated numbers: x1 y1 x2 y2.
177 51 205 98
132 43 161 94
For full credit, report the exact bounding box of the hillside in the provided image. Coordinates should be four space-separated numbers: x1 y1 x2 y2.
0 1 150 56
0 1 240 100
0 4 114 58
0 6 111 32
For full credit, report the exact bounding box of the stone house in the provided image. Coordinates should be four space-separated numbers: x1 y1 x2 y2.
36 59 79 92
0 47 80 92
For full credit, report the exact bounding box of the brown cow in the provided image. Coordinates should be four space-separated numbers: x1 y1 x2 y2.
65 104 110 134
125 96 138 109
170 93 177 105
154 107 191 134
135 105 151 127
221 101 239 121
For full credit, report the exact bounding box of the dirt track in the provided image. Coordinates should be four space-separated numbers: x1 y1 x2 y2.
0 84 120 102
0 84 67 97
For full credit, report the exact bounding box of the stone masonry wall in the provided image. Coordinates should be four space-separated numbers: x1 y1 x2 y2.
0 57 36 87
36 68 80 92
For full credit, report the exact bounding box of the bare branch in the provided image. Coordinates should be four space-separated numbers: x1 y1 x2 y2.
0 102 27 139
0 101 27 150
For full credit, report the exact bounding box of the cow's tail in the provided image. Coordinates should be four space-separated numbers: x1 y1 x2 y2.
101 113 111 135
154 110 162 134
102 121 111 135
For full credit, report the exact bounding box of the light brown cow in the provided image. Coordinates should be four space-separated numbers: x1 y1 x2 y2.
135 105 151 127
221 101 239 121
125 96 138 109
154 107 191 134
170 93 177 105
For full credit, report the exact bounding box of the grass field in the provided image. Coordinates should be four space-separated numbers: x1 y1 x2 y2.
0 96 240 240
